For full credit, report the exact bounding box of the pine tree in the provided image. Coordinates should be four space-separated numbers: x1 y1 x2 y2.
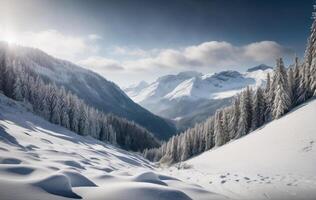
13 73 23 101
297 63 309 105
45 84 59 123
305 8 316 96
264 73 272 122
236 87 252 138
292 58 301 105
310 59 316 95
181 133 190 161
204 117 214 150
287 67 294 107
214 110 227 146
252 87 266 129
57 87 69 128
229 97 240 139
272 58 291 119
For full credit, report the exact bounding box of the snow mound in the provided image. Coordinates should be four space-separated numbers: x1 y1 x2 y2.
132 171 167 186
0 94 224 200
61 170 97 187
33 174 82 199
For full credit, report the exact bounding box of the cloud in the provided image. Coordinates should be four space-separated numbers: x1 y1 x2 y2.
78 56 124 71
243 41 291 62
88 34 102 41
113 46 150 57
0 29 100 61
76 40 292 75
122 41 293 71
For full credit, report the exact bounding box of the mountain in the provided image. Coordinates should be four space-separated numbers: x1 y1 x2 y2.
0 42 176 140
125 66 272 130
0 94 225 200
247 64 272 72
124 81 149 97
165 99 316 199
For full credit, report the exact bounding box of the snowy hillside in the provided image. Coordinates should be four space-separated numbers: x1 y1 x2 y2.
0 94 226 200
125 65 272 130
0 42 176 140
164 99 316 200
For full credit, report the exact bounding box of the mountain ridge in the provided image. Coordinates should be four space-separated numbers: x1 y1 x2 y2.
0 42 176 140
125 65 272 130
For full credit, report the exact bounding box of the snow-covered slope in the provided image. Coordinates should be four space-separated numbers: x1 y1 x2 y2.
0 42 176 140
0 94 225 200
125 65 272 130
164 99 316 199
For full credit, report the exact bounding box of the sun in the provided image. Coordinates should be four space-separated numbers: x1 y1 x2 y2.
2 32 18 44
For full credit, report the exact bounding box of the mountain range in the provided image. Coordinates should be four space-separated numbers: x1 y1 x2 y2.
125 64 273 130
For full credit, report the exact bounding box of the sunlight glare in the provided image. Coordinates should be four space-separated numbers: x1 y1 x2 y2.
2 31 18 44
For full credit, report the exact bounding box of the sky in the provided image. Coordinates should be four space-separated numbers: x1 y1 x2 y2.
0 0 314 87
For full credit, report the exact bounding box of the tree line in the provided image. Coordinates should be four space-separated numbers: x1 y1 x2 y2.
144 16 316 163
0 49 160 151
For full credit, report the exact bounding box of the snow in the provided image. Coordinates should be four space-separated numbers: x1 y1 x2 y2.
124 66 273 130
0 88 315 199
163 99 316 199
0 94 225 200
125 67 272 104
165 78 196 100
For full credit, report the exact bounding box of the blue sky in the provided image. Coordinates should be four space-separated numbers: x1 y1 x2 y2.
0 0 314 86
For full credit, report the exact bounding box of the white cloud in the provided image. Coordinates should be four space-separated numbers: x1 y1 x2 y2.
243 41 289 62
0 29 100 61
77 40 292 75
113 46 150 57
121 40 293 71
78 56 124 71
88 34 102 41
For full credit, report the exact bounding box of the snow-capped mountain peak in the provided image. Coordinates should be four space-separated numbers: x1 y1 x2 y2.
247 64 273 72
125 65 272 103
124 65 273 130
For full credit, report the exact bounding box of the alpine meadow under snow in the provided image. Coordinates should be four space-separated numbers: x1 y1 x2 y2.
1 1 316 200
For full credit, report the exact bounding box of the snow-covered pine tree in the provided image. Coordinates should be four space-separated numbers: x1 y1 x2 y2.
181 133 190 161
172 136 179 162
297 63 309 105
67 94 79 133
292 57 301 105
252 87 266 129
272 58 291 119
214 110 227 146
13 73 23 101
44 84 59 123
287 67 294 107
236 87 253 138
264 73 273 122
57 87 70 128
310 58 316 95
305 8 316 96
204 117 214 150
229 96 240 139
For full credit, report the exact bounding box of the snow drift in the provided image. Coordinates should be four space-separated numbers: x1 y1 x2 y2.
0 94 225 200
